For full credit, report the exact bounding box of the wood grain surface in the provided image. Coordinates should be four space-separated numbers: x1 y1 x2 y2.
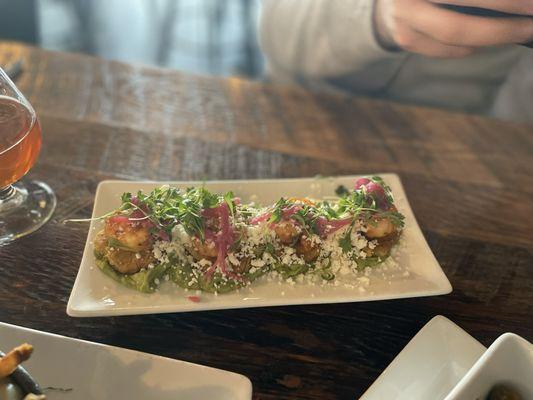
0 42 532 400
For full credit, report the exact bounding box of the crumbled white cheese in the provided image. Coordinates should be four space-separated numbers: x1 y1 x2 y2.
132 194 406 294
251 259 265 267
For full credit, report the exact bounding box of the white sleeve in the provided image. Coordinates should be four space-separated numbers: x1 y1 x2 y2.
259 0 406 84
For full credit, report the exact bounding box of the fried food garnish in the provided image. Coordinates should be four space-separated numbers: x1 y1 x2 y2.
24 395 46 400
0 343 33 378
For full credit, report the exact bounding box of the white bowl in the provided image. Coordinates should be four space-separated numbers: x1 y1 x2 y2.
360 316 486 400
444 333 533 400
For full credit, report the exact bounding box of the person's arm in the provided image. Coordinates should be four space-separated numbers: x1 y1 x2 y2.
374 0 533 57
259 0 405 83
260 0 533 82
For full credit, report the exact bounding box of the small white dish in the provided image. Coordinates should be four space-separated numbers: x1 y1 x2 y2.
67 174 452 317
444 333 533 400
360 315 487 400
0 322 252 400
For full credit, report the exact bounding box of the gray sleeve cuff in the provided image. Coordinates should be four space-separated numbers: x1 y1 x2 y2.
325 0 404 75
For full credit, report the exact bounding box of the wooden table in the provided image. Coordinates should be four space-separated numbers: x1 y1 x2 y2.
1 42 532 399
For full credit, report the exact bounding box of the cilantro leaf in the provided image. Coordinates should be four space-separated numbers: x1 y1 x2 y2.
338 226 353 253
224 191 236 217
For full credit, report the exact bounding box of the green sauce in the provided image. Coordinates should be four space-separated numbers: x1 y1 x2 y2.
95 253 168 293
355 255 386 270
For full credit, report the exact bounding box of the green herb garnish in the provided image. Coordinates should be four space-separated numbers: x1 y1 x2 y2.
119 186 236 240
268 197 289 224
338 224 353 253
224 191 236 217
107 237 136 252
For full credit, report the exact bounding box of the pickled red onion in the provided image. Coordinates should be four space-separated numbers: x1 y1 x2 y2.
315 216 352 237
108 215 130 224
282 205 301 219
355 178 371 189
203 203 243 281
250 212 271 225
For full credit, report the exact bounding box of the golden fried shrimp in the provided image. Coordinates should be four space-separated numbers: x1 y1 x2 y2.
296 235 320 262
104 247 155 274
104 217 152 251
365 205 400 240
94 228 154 274
364 231 400 258
273 220 301 245
365 216 396 239
189 237 218 261
365 205 398 239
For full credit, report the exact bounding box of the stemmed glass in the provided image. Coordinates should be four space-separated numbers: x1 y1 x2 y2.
0 67 56 244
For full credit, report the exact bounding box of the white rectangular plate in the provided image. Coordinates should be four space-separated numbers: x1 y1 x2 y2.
360 315 487 400
67 174 452 317
0 322 252 400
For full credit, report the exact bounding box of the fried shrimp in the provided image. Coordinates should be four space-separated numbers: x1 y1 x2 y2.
365 216 396 239
104 216 152 251
94 216 155 274
273 220 301 245
189 237 218 261
105 248 155 274
296 235 320 262
365 206 399 239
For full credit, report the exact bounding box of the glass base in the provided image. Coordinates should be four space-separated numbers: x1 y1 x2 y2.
0 180 56 245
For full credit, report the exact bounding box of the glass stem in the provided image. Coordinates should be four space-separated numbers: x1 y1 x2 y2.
0 185 15 201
